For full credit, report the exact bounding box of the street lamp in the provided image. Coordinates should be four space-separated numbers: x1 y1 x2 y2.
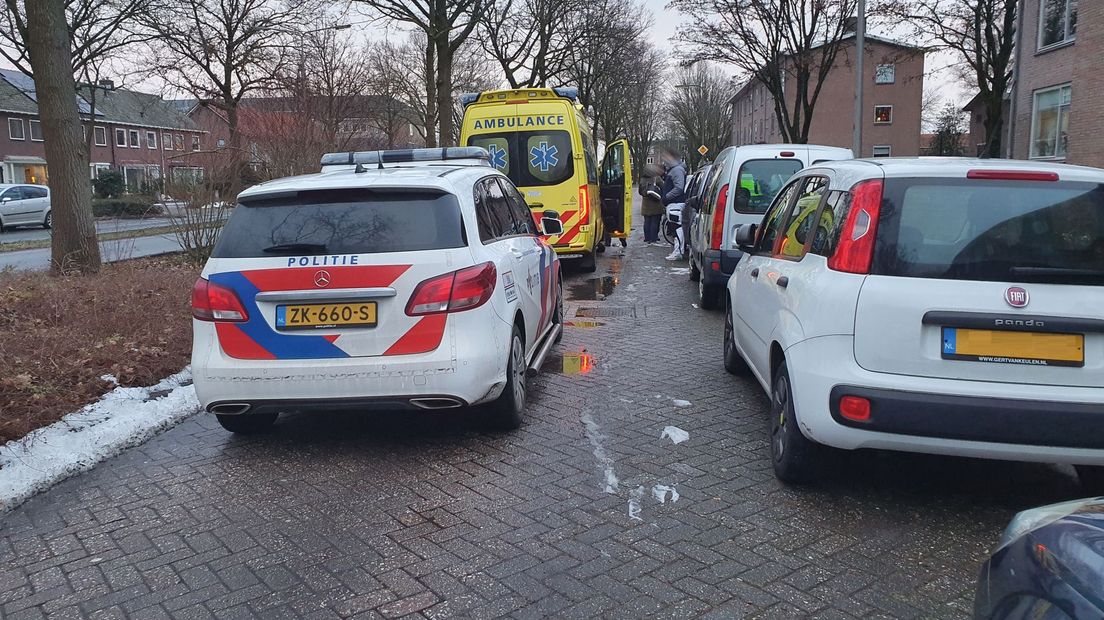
853 0 865 157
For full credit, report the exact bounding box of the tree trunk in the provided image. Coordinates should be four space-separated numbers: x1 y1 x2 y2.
25 0 101 275
435 39 455 147
424 41 437 148
982 96 1004 158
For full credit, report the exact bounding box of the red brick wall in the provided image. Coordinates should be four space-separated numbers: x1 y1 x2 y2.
1068 0 1104 167
1012 0 1077 161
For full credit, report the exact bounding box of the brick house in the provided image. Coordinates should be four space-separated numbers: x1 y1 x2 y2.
727 34 926 158
1003 0 1101 168
0 69 205 190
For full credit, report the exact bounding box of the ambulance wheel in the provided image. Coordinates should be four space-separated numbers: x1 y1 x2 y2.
577 250 597 273
489 325 526 430
216 413 277 434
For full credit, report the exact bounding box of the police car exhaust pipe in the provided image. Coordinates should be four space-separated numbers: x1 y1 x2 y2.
527 323 562 377
410 398 464 410
210 403 251 415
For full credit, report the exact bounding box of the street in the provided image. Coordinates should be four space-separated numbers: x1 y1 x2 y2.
0 231 182 272
0 217 173 245
0 218 1091 619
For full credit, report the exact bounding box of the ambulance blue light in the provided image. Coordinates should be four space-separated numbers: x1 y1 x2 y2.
552 87 579 101
458 92 481 108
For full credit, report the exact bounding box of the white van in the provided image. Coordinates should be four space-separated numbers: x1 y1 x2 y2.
688 144 852 308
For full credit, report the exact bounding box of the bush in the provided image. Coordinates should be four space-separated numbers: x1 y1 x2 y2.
92 169 125 198
91 196 163 218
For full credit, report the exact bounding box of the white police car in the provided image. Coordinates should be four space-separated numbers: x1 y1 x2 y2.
191 147 564 433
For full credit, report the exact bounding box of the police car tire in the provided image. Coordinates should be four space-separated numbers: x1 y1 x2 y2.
489 326 526 430
216 413 277 434
1076 465 1104 495
553 283 564 343
578 250 597 273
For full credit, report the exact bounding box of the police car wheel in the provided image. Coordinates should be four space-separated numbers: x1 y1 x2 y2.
553 283 564 343
489 326 526 430
216 412 277 434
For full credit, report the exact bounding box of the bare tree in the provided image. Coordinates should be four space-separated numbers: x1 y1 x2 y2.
669 63 732 168
920 85 943 131
354 0 485 146
622 44 666 179
370 38 431 146
879 0 1015 157
24 0 100 274
930 101 966 156
476 0 578 87
669 0 857 143
142 0 310 157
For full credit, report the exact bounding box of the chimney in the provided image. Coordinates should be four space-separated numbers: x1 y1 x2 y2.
97 79 115 90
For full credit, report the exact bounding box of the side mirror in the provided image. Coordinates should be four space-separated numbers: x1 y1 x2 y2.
1 196 10 204
733 223 757 252
540 210 563 236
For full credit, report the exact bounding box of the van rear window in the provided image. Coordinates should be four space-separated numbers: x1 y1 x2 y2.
873 178 1104 285
468 130 575 187
211 189 465 258
733 159 804 213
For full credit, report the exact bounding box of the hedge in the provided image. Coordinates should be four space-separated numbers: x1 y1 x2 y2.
91 197 164 219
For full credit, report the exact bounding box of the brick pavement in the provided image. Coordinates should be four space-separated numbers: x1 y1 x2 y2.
0 215 1092 619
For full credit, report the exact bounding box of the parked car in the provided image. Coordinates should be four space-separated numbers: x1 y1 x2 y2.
724 158 1104 487
191 147 565 434
0 183 51 231
681 164 713 258
688 144 852 309
975 497 1104 619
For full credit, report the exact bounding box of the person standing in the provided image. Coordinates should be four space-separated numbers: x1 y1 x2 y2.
640 165 664 244
658 147 687 260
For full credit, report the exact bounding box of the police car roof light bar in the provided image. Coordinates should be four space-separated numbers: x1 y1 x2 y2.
320 147 491 168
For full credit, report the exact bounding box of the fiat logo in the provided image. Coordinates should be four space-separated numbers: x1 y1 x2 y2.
1005 286 1029 308
314 270 331 288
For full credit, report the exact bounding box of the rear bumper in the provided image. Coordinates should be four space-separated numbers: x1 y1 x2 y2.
208 394 470 415
829 385 1104 449
785 335 1104 465
701 249 743 287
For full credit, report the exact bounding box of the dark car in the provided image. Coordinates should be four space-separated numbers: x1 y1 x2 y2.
975 497 1104 619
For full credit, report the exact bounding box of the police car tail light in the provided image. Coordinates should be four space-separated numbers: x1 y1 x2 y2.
192 277 248 322
710 183 729 250
828 179 883 274
406 262 497 316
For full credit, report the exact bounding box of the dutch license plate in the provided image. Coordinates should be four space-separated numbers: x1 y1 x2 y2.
941 327 1084 367
276 302 377 330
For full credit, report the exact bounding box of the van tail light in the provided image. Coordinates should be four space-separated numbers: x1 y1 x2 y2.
407 262 497 316
192 277 248 322
966 169 1059 182
828 179 883 274
578 184 590 222
710 183 729 250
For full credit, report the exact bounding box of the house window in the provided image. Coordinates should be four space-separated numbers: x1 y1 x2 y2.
872 145 892 157
146 131 157 149
128 129 140 148
1039 0 1077 50
216 138 226 149
173 134 184 150
115 128 127 146
163 132 172 150
875 64 895 84
8 118 24 140
29 120 43 141
1031 84 1072 158
94 126 107 146
191 135 200 151
874 105 893 124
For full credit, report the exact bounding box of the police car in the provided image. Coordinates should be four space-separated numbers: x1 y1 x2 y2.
191 147 565 433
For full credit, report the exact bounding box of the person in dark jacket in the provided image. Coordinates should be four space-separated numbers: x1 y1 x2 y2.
639 164 664 244
658 147 687 206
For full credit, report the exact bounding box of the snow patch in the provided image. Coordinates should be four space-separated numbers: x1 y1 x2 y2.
668 267 690 275
0 368 200 513
627 485 644 521
673 399 692 408
660 426 689 445
581 412 619 493
652 485 680 504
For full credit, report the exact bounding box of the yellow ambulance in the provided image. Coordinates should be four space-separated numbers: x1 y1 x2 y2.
459 87 632 272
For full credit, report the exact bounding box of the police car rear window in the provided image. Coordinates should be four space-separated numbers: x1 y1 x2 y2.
467 130 575 187
873 178 1104 285
211 189 466 258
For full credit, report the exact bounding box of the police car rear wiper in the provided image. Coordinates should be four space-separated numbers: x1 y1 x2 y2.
262 243 328 254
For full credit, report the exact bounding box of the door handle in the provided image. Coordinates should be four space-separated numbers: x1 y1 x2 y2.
750 267 759 278
776 276 789 288
510 248 524 258
528 202 544 209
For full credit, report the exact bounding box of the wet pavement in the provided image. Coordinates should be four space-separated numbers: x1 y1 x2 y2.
0 201 1092 618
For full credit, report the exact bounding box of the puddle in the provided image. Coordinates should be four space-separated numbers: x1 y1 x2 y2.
544 351 596 375
568 276 618 301
564 320 605 328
